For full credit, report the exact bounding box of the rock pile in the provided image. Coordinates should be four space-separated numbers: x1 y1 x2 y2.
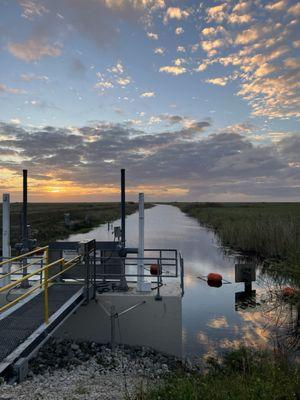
0 339 181 400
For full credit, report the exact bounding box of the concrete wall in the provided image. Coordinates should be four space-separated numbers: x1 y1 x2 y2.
55 285 182 358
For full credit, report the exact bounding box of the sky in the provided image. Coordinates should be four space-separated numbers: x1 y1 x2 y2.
0 0 299 202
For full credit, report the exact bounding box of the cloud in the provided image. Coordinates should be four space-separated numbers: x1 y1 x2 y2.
202 38 231 56
154 47 164 54
95 81 114 90
265 1 287 11
175 27 184 35
206 3 227 23
104 0 165 10
8 38 61 61
9 118 21 124
19 0 49 19
95 61 131 92
0 83 25 94
196 62 208 72
284 57 300 69
177 46 186 53
233 2 250 13
116 77 131 86
0 121 299 200
20 73 50 82
140 91 155 97
147 32 158 40
159 65 186 75
293 40 300 48
205 77 228 86
288 3 300 16
202 26 228 37
235 28 260 45
237 70 300 118
227 13 252 24
174 58 186 66
254 63 277 77
164 7 189 23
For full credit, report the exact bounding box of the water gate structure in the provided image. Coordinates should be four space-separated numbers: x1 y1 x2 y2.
0 170 184 382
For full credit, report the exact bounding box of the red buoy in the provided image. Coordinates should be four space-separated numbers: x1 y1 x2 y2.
150 264 161 276
207 279 222 288
207 273 223 282
282 287 296 297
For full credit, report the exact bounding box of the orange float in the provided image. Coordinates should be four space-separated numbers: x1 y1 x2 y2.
207 273 223 282
282 287 296 297
207 280 222 288
207 273 223 288
150 264 161 276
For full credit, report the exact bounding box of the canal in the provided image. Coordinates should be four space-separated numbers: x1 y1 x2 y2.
67 204 298 360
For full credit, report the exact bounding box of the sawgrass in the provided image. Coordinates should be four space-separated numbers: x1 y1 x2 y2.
175 203 300 284
134 348 300 400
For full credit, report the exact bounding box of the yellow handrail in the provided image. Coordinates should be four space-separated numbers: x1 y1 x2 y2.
0 254 82 325
0 256 46 281
0 246 48 267
0 258 64 294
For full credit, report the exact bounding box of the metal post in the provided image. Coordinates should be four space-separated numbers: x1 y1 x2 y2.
21 169 29 288
110 305 116 352
137 193 144 291
22 169 28 250
1 194 11 287
120 169 126 247
44 265 49 324
155 258 162 301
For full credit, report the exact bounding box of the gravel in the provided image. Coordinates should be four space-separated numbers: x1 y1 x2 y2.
0 339 181 400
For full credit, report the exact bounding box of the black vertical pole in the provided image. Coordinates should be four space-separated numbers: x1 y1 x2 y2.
121 169 126 246
21 169 30 288
22 169 28 249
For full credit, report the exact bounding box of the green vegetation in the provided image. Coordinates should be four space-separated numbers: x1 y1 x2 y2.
135 348 300 400
175 203 300 284
0 202 143 249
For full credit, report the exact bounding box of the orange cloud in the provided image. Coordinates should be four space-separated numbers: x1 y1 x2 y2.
8 38 61 61
159 65 186 75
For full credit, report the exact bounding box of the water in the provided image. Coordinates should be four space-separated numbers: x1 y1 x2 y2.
67 205 298 359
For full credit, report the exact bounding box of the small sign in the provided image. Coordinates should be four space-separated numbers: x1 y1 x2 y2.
235 263 256 283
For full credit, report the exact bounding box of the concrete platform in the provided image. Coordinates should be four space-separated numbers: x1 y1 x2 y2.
55 282 182 358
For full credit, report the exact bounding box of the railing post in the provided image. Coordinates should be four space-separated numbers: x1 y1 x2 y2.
180 253 184 297
110 305 116 352
45 247 49 266
155 257 162 301
44 247 49 324
1 193 11 287
44 265 49 325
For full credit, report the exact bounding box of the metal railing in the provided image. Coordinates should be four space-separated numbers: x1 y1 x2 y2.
0 247 82 324
95 248 184 297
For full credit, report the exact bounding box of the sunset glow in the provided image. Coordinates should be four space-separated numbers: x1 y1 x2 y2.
0 0 299 201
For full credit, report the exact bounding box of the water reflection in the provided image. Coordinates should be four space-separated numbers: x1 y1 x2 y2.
67 205 299 359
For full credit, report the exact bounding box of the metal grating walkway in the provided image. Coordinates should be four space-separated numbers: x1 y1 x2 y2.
0 284 84 364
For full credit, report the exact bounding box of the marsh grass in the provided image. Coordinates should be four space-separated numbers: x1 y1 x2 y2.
134 348 300 400
175 203 300 284
0 202 143 249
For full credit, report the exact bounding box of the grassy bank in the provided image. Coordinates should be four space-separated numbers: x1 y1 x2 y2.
135 348 300 400
174 203 300 284
0 202 145 249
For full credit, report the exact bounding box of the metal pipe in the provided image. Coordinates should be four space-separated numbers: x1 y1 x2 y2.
137 193 144 291
21 169 29 288
0 246 49 267
1 194 11 287
110 305 116 352
120 169 125 246
22 169 28 249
